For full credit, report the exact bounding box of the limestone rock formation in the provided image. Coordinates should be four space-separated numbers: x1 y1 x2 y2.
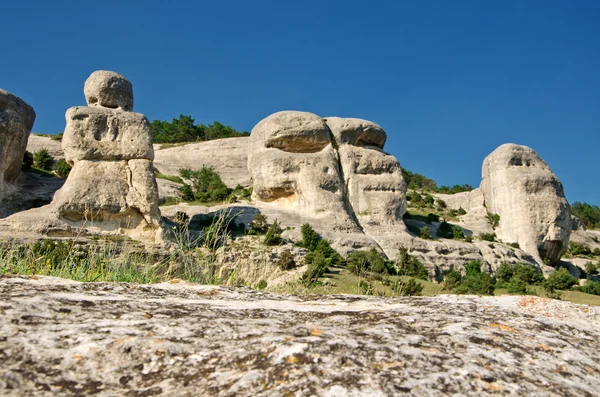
4 71 163 243
2 276 600 396
481 144 571 264
0 89 35 193
248 111 360 232
325 117 406 226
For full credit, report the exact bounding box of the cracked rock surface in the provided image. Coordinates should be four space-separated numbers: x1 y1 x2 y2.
0 276 599 396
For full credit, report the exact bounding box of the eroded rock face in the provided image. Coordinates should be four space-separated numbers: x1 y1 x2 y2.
481 144 571 264
325 117 406 226
0 89 35 191
83 70 134 111
248 111 359 231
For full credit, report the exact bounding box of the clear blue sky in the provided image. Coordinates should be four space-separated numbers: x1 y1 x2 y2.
2 0 599 204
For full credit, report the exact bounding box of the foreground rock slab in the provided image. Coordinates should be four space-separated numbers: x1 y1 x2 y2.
1 277 599 396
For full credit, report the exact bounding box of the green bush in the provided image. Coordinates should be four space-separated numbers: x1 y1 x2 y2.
571 202 600 229
579 281 600 296
33 149 54 171
486 213 500 228
392 278 423 296
180 166 231 203
508 242 520 249
506 278 528 294
437 221 452 239
263 221 283 246
452 225 465 240
569 242 592 256
179 184 195 201
585 262 599 275
277 250 296 270
301 251 328 287
150 114 249 144
427 213 440 223
256 279 267 290
297 223 320 251
436 199 447 209
407 191 423 203
496 263 544 287
454 261 495 295
442 266 461 290
396 248 429 280
424 194 434 205
347 248 391 276
52 159 72 178
248 214 269 235
419 226 432 240
457 207 467 215
480 233 496 242
543 267 578 293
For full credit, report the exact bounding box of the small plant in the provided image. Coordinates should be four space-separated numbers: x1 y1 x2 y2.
427 213 440 223
437 221 453 239
179 166 231 203
442 266 462 290
256 279 268 290
52 159 72 178
457 207 467 215
569 241 592 256
452 225 464 240
396 248 429 280
585 261 599 275
543 267 578 297
358 279 375 295
33 149 54 171
297 223 320 251
464 235 473 243
594 248 600 256
508 242 520 249
179 183 195 201
479 233 496 242
248 213 269 235
454 261 495 295
277 250 296 270
579 280 600 296
436 199 447 209
424 194 434 205
419 226 432 240
391 278 423 296
486 213 500 228
263 220 283 246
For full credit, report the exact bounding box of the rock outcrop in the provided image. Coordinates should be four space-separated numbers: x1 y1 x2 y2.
0 89 35 194
248 111 360 232
1 276 599 396
3 71 164 243
481 144 571 264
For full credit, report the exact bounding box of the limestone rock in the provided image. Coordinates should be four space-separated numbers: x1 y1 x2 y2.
481 144 571 264
26 134 64 160
324 116 387 148
83 70 134 111
62 107 153 163
0 89 35 191
248 111 359 232
2 276 600 396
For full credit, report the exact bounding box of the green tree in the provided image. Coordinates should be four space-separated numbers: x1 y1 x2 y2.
33 149 54 170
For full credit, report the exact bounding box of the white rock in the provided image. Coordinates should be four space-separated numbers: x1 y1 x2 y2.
83 70 133 111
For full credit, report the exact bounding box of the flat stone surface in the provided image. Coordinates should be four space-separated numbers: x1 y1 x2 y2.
0 276 599 396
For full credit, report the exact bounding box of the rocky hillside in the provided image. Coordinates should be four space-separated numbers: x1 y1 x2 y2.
1 275 599 397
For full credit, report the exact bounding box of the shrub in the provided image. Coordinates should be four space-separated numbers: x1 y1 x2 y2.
464 235 473 243
486 213 500 228
301 251 328 287
480 233 496 242
263 221 283 246
442 266 461 290
277 250 296 270
594 248 600 256
180 166 231 203
248 214 269 235
392 278 423 296
33 149 54 170
506 278 528 294
571 202 600 230
437 221 452 238
358 279 374 295
300 228 344 286
22 151 33 169
424 194 434 205
297 223 320 251
457 207 467 215
579 281 600 296
396 248 429 280
52 159 71 178
427 213 440 223
179 183 195 201
452 225 465 240
543 268 578 293
454 261 495 295
347 248 390 276
569 242 591 256
256 279 267 290
150 114 249 144
496 263 544 287
585 262 599 275
407 191 423 203
419 226 432 240
436 199 447 209
508 242 520 249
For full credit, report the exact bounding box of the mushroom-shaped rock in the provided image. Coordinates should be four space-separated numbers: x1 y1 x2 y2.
84 70 134 111
0 89 35 190
480 144 571 264
248 111 359 231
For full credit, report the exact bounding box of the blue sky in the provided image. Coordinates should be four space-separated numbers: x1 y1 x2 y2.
2 0 599 204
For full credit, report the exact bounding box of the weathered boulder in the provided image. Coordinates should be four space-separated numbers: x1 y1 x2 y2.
4 71 163 243
248 111 359 232
83 70 134 111
481 144 571 264
0 89 35 191
325 117 406 226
